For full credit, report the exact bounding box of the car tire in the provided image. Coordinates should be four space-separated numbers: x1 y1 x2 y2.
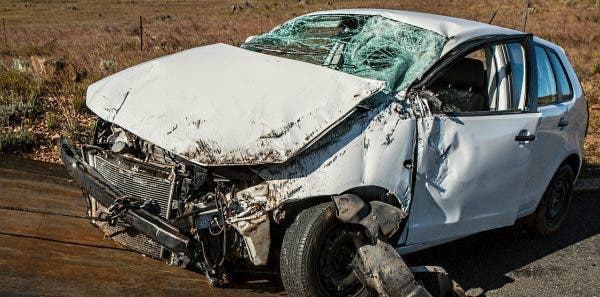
524 164 574 236
280 202 371 297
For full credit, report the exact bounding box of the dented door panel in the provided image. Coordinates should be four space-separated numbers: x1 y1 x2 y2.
405 113 541 245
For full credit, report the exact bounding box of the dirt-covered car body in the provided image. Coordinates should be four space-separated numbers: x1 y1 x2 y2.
61 8 587 291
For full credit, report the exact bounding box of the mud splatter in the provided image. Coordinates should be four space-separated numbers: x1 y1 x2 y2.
260 122 295 139
166 124 178 135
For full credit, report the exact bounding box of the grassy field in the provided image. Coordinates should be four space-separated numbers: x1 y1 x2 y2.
0 0 599 175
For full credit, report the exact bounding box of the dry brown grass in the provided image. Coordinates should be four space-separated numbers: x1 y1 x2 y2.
0 0 599 174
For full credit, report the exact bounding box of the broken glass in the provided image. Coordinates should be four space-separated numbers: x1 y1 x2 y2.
242 14 446 92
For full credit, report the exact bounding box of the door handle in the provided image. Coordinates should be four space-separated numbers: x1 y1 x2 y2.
515 134 536 142
558 119 569 128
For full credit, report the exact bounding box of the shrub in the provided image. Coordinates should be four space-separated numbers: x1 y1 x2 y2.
0 129 35 154
0 99 38 126
0 69 43 102
45 113 60 130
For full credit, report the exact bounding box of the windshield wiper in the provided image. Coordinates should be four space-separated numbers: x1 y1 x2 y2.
242 43 329 56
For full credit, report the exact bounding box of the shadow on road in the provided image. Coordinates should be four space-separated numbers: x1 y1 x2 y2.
222 272 287 295
403 190 600 296
0 231 137 253
218 191 600 296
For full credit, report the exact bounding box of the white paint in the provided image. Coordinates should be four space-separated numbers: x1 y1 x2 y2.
406 113 541 245
83 11 587 259
517 39 588 216
257 98 416 210
86 43 385 166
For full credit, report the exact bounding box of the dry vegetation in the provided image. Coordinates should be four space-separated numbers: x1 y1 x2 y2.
0 0 599 175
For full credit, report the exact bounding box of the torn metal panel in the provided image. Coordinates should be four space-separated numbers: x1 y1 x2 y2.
254 97 416 211
333 194 406 239
410 266 467 297
86 43 385 166
220 98 416 251
351 240 431 297
233 214 270 266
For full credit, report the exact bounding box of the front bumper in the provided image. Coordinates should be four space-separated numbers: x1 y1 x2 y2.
59 138 190 254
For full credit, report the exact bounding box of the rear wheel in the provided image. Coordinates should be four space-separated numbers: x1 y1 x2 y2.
524 164 574 236
280 202 371 297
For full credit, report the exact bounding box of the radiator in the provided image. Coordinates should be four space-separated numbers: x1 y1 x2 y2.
89 152 177 259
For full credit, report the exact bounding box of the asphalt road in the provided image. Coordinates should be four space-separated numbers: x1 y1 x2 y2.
0 155 598 297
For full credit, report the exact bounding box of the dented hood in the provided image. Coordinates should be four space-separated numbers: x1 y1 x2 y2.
87 43 385 166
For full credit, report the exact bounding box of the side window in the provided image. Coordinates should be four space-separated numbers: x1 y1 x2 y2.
422 43 523 114
506 43 526 110
534 45 558 106
423 48 491 114
547 51 573 101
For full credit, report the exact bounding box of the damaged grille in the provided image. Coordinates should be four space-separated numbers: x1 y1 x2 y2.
93 155 175 217
97 221 164 258
88 152 177 258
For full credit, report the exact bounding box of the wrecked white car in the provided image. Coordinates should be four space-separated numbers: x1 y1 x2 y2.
61 9 587 297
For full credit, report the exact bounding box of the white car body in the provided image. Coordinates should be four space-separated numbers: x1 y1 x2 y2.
76 8 587 276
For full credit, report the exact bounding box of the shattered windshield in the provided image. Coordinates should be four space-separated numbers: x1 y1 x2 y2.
242 14 446 92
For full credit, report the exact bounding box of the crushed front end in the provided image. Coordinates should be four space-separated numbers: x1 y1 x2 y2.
61 120 273 285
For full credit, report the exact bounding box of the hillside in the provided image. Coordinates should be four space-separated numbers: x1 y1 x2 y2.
0 0 598 175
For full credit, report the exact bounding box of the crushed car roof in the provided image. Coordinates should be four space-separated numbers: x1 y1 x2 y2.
307 9 524 55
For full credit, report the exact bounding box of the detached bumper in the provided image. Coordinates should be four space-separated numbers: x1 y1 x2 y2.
59 139 190 254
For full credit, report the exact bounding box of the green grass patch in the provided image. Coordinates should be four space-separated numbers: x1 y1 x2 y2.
0 69 45 126
0 69 43 102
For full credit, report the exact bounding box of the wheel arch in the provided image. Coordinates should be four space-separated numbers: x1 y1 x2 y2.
563 153 581 179
277 185 405 226
276 185 407 249
525 152 580 216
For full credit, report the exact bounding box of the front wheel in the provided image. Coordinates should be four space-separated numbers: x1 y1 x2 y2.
524 164 574 236
280 202 371 297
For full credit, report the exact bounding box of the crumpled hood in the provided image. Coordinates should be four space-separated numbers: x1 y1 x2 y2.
86 43 385 166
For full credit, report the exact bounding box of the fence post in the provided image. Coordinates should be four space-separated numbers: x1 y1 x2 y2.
2 18 7 46
139 16 143 51
521 0 529 32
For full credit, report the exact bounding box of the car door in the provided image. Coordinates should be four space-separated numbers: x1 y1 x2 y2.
517 45 575 215
403 36 542 246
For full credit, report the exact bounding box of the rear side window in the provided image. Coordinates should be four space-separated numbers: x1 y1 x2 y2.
534 46 558 106
547 51 573 101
